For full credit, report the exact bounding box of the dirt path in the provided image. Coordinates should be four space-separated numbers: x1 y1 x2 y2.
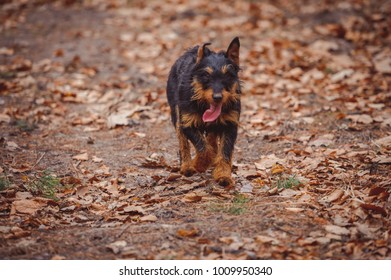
0 0 390 259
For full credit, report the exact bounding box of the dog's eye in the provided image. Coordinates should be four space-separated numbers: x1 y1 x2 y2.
224 64 236 77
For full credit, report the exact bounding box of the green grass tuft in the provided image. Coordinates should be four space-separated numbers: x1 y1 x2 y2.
0 176 10 191
274 175 301 189
14 119 38 132
25 170 61 200
209 193 250 215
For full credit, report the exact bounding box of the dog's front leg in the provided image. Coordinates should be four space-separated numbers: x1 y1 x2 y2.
176 126 195 177
182 127 214 173
213 124 237 186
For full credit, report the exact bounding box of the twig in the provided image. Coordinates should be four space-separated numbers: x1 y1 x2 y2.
32 152 46 169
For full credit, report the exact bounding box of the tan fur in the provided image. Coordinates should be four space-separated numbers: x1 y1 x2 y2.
205 66 213 74
192 79 240 106
221 65 228 74
213 156 234 186
218 110 239 126
181 113 203 128
196 46 204 64
212 134 234 186
206 132 218 156
191 79 213 104
192 144 215 172
175 105 195 176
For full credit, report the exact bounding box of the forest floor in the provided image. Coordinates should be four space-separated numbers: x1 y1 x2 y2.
0 0 390 259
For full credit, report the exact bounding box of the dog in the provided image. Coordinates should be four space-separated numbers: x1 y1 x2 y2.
166 37 241 187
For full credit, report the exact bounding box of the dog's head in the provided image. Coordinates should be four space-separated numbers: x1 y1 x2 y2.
191 37 241 123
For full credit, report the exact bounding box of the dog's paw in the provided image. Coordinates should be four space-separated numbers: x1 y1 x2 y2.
216 176 234 187
180 165 196 177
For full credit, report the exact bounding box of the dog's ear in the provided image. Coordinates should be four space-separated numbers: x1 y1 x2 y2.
226 37 240 66
196 42 211 64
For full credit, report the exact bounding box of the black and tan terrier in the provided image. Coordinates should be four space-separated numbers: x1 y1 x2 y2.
167 37 241 187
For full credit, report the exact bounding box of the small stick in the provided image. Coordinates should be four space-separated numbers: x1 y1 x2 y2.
32 152 46 169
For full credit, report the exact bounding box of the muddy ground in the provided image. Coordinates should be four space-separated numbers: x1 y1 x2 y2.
0 0 390 259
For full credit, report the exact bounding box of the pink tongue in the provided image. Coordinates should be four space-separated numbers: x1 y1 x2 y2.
202 103 222 122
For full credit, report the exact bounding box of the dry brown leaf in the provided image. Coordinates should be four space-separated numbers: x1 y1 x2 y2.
11 199 47 215
324 189 344 203
372 156 391 164
360 203 387 216
373 52 391 74
285 207 304 213
182 192 203 203
347 114 373 124
255 154 285 170
92 156 103 163
271 163 284 175
176 228 199 238
166 173 182 181
106 182 119 196
309 134 334 147
106 240 127 254
254 235 280 245
0 113 11 123
368 187 388 196
123 205 146 215
6 141 19 151
324 225 350 235
375 135 391 148
140 214 157 222
72 152 88 161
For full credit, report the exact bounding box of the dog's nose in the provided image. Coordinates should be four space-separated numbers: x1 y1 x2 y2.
213 93 222 102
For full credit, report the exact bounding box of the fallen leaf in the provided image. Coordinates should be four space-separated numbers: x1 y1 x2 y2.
92 156 103 163
140 214 157 222
285 207 304 213
11 199 47 215
347 114 373 124
182 192 203 203
123 205 146 215
254 235 280 245
176 228 199 238
0 226 12 233
330 69 354 83
166 173 182 181
0 113 11 123
324 225 350 235
360 203 387 216
107 112 129 128
9 164 31 173
106 240 127 254
255 154 285 170
94 164 111 176
368 187 388 196
309 134 334 147
0 47 14 55
375 135 391 148
373 52 391 74
72 152 88 161
324 189 344 203
106 183 119 196
15 192 33 200
271 163 284 175
6 141 19 151
372 156 391 164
